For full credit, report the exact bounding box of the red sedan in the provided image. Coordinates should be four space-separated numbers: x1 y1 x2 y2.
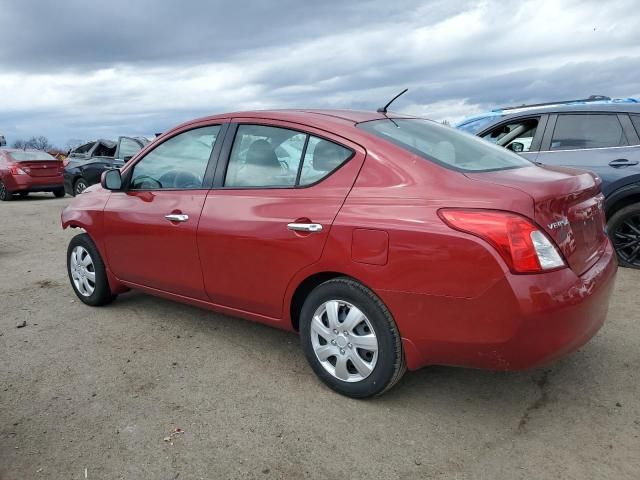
61 110 617 397
0 149 65 200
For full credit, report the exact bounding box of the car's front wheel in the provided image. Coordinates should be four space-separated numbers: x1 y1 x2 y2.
300 277 406 398
67 233 116 306
608 203 640 269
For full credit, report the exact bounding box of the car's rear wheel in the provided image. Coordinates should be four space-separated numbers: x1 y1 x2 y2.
74 178 88 196
53 188 65 198
608 203 640 269
299 277 406 398
67 233 116 306
0 181 12 201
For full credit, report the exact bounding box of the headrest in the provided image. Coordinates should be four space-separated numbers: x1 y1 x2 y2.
246 139 280 168
313 140 348 172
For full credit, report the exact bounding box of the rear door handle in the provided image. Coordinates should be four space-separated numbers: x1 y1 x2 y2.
165 214 189 222
609 158 639 167
287 223 323 233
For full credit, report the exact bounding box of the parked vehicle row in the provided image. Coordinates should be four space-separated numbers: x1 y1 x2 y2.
456 95 640 268
64 136 148 196
61 108 617 397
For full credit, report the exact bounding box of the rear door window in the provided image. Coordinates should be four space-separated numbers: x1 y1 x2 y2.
630 115 640 138
550 114 628 150
224 124 352 188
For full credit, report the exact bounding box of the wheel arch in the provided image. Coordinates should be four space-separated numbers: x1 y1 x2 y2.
605 183 640 219
289 271 364 332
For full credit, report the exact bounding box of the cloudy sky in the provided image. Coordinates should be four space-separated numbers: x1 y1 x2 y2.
1 0 639 147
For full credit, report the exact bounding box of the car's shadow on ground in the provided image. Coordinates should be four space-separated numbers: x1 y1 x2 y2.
109 289 608 424
7 194 66 201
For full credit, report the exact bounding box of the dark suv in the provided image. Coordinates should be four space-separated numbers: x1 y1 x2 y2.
457 96 640 268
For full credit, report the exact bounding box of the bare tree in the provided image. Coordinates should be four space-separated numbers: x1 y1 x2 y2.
12 139 28 149
26 136 53 151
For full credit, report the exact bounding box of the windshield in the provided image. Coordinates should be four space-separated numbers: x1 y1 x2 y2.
9 151 56 161
358 119 531 172
456 115 501 134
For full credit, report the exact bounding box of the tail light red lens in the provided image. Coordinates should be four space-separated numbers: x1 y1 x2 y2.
438 209 566 273
9 164 26 175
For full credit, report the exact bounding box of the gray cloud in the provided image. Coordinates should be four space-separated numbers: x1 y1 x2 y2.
0 0 639 146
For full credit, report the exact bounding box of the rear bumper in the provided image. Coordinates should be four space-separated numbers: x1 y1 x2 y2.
382 240 618 371
4 174 64 192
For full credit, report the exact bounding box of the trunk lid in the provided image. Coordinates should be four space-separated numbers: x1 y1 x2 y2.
465 165 608 275
17 160 62 177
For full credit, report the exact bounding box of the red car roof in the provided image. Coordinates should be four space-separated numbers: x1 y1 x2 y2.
178 109 419 133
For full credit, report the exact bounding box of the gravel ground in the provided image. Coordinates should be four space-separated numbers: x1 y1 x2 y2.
1 194 639 480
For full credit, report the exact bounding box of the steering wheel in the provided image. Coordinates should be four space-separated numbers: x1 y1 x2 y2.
132 175 162 189
158 170 202 189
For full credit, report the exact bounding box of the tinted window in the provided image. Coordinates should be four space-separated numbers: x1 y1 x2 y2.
130 125 220 190
9 151 56 161
550 114 627 150
224 125 352 188
72 142 94 155
631 115 640 138
359 119 531 172
457 116 501 134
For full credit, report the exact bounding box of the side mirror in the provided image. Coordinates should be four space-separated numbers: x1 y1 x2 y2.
101 169 122 190
509 142 524 153
123 155 133 162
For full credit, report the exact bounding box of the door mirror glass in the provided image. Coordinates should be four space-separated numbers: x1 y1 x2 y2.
102 169 122 190
509 142 524 153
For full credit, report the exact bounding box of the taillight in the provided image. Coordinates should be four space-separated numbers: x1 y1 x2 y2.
438 209 566 273
9 164 26 175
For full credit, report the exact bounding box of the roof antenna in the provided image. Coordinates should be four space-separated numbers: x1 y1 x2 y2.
377 88 408 113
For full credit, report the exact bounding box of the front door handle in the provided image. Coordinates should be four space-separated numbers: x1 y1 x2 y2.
165 214 189 222
287 222 323 233
609 158 639 167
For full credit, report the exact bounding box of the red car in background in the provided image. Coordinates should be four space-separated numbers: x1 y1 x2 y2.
61 109 617 397
0 149 65 200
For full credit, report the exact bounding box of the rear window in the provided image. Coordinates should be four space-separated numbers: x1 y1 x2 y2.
358 119 531 172
9 151 56 161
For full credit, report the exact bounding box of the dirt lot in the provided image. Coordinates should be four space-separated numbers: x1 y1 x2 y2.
1 194 639 480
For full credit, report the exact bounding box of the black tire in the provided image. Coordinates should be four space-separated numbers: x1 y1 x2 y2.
299 277 406 398
53 188 65 198
18 192 28 198
73 178 88 196
67 233 116 306
608 203 640 269
0 181 12 201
